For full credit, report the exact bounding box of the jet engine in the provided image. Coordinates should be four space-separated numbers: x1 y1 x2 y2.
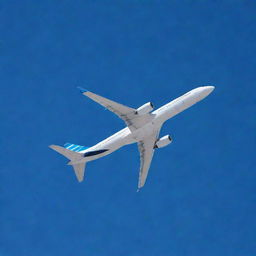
136 102 154 115
154 135 172 148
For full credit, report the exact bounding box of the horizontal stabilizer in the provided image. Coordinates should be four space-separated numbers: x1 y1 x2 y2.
72 162 86 182
49 144 86 182
49 145 82 160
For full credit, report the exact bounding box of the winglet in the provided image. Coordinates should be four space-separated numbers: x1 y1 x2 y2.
77 86 87 94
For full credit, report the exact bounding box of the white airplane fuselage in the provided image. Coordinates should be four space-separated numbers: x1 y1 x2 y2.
71 86 214 165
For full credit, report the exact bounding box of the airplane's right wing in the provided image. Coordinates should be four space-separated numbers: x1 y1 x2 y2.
78 88 153 131
137 128 161 190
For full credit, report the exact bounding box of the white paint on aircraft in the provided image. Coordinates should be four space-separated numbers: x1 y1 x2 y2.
50 86 214 190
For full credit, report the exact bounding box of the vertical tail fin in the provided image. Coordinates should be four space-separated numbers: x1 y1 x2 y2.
49 145 86 182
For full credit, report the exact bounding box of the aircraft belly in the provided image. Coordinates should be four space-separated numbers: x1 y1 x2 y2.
82 129 135 162
131 122 155 141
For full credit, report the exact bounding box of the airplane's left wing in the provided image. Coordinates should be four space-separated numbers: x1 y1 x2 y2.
137 128 161 190
78 88 153 130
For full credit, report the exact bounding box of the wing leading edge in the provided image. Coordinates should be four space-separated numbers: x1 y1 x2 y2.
78 88 153 130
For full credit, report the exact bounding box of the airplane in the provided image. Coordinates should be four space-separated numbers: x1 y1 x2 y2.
50 86 214 190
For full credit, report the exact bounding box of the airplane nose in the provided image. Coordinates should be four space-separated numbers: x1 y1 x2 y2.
201 86 215 97
196 85 215 99
204 86 215 93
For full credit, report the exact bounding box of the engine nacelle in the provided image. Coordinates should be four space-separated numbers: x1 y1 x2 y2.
154 135 172 148
136 102 154 115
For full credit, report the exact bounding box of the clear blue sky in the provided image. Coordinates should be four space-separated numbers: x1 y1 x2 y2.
1 1 256 255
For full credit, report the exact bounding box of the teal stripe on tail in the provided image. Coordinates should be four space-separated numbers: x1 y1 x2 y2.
64 143 89 152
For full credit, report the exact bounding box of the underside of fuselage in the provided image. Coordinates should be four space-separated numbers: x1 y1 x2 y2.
80 120 159 163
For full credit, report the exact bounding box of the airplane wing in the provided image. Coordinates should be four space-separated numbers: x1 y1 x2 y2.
78 88 153 130
137 129 160 190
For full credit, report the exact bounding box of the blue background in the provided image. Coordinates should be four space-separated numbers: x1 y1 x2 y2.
1 1 256 255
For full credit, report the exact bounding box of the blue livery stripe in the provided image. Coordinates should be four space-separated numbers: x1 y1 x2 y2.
64 143 89 152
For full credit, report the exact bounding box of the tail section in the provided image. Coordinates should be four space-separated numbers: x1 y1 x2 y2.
63 143 89 152
49 144 87 182
72 162 86 182
49 145 82 161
